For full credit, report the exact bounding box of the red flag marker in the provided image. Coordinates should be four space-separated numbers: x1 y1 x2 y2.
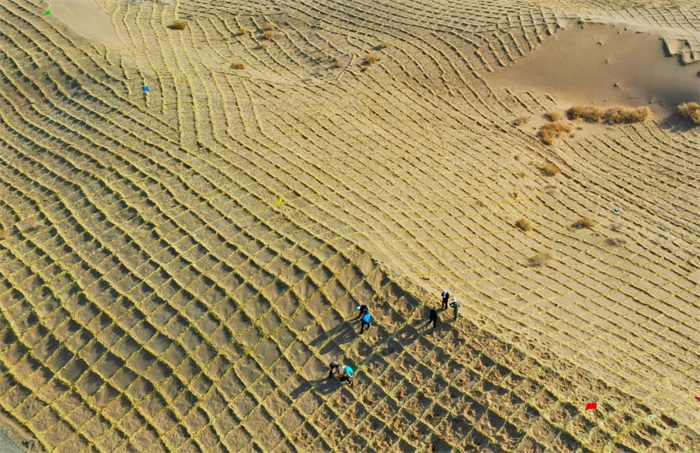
695 396 700 402
585 402 597 411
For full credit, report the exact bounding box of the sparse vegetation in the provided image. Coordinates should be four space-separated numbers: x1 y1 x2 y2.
0 229 7 240
605 106 652 124
365 54 380 65
375 42 392 50
572 217 597 229
262 22 278 30
515 218 533 232
262 30 276 40
237 27 251 36
567 105 652 124
230 62 245 70
167 20 187 30
546 111 563 122
513 116 529 126
538 122 571 145
678 102 700 124
567 105 604 122
539 162 561 176
528 251 552 267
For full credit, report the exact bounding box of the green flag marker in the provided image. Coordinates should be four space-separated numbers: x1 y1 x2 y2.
273 198 283 207
44 10 51 15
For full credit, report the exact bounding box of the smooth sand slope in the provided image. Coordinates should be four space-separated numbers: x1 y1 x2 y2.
0 0 699 451
49 0 121 44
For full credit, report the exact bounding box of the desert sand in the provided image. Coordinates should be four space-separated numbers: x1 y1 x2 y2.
0 0 699 451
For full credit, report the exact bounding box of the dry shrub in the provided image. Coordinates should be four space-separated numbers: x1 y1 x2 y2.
513 116 529 126
365 54 380 65
546 111 563 122
375 42 392 50
567 105 605 122
262 30 275 40
262 22 278 30
540 162 560 176
237 27 251 36
572 217 597 229
678 102 700 124
230 62 245 70
604 106 652 124
528 251 552 267
167 20 187 30
567 105 651 124
0 229 7 240
515 218 533 232
538 122 571 145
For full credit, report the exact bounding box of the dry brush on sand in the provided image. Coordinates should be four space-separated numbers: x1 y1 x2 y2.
678 102 700 124
567 105 652 124
538 121 571 145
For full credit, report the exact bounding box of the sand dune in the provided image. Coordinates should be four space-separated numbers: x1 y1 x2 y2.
0 0 699 451
49 0 120 44
488 24 700 115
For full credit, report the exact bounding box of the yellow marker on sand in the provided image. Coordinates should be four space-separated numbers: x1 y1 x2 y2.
273 198 283 207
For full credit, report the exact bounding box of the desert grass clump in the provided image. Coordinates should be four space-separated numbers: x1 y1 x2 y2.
515 218 534 232
572 217 597 229
374 42 392 50
230 62 245 70
604 106 652 124
539 162 561 176
0 228 7 240
546 111 563 122
364 54 380 65
567 105 651 124
262 22 278 31
528 251 552 267
262 30 276 40
538 122 571 145
167 20 187 30
567 105 605 122
513 116 529 126
678 102 700 124
237 27 251 36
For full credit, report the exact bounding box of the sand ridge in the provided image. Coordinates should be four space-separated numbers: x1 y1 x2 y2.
0 0 699 451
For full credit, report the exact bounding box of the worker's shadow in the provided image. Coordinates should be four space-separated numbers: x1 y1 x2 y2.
289 377 340 398
310 320 361 355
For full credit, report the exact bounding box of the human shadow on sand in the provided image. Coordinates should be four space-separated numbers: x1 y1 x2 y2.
290 377 343 398
309 319 360 355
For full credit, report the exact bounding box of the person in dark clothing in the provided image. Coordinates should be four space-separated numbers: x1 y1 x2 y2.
328 360 340 379
441 290 450 311
357 304 369 320
428 307 439 329
360 312 372 334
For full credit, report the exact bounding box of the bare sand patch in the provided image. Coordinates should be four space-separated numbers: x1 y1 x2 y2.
489 24 700 116
49 0 120 44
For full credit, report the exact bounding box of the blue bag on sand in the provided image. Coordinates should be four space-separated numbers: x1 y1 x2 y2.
362 313 371 323
344 366 354 376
